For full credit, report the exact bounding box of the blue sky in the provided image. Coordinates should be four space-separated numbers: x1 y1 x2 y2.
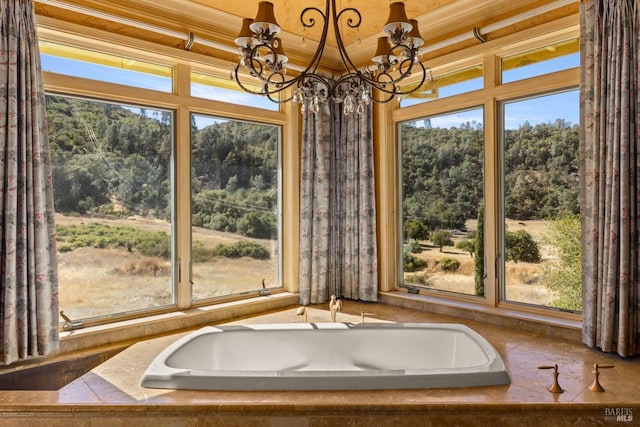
403 53 580 129
411 89 579 131
41 51 579 131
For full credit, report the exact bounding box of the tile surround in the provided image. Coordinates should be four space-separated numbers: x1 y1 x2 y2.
0 299 638 426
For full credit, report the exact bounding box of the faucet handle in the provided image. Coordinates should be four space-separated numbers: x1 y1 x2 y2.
594 364 614 370
537 364 564 393
589 363 614 392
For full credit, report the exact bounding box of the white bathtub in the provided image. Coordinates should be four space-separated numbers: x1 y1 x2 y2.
140 322 510 391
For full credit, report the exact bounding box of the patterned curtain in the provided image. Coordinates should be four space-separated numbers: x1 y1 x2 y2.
580 0 639 357
299 97 378 305
0 0 59 365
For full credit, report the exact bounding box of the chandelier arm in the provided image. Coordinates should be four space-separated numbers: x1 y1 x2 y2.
389 45 418 82
243 44 274 85
234 64 270 96
301 73 332 102
332 1 361 75
329 73 358 101
300 7 325 30
297 4 331 78
233 1 430 112
367 60 427 97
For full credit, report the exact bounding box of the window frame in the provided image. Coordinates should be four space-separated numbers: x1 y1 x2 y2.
39 16 289 329
37 11 581 335
391 15 581 324
498 89 581 311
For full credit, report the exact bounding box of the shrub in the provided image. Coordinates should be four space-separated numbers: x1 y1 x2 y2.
192 241 216 262
215 241 270 260
407 240 422 253
58 244 73 253
403 250 427 272
405 273 431 286
505 229 541 263
208 213 235 233
440 257 460 272
136 232 171 258
56 223 171 259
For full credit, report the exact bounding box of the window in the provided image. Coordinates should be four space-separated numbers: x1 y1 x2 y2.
500 90 581 311
40 41 173 92
400 108 484 296
191 72 279 110
501 38 579 84
48 94 175 320
395 21 580 319
41 30 287 327
190 114 281 301
400 65 483 108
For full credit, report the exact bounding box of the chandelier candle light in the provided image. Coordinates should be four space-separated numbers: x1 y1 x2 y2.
233 1 428 114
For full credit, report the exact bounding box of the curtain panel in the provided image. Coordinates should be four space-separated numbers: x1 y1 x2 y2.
299 98 378 305
0 0 59 365
580 0 639 356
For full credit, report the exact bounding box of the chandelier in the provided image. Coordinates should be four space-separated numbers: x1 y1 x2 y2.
232 1 428 114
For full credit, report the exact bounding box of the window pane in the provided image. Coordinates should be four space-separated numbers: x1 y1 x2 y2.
502 90 581 311
191 114 281 300
400 108 484 296
40 41 173 92
48 94 174 320
502 38 579 84
400 66 483 108
191 72 279 110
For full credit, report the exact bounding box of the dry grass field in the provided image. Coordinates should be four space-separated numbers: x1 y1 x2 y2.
404 219 559 306
56 214 277 320
57 213 560 320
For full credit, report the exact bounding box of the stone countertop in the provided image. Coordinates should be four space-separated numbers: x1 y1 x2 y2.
1 303 639 425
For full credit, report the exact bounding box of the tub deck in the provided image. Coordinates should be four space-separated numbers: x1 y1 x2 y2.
0 299 639 426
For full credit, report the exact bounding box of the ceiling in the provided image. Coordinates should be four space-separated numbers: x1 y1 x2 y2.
34 0 578 73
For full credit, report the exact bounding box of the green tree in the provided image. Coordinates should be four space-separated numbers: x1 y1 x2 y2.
544 215 582 311
236 211 277 239
430 230 453 252
456 239 475 257
505 230 541 263
404 219 429 241
474 206 485 296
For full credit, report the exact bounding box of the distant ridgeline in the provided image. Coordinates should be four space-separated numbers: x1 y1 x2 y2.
46 95 578 238
46 95 278 239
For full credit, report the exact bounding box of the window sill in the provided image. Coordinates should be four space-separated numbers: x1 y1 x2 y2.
379 290 582 342
59 292 298 354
